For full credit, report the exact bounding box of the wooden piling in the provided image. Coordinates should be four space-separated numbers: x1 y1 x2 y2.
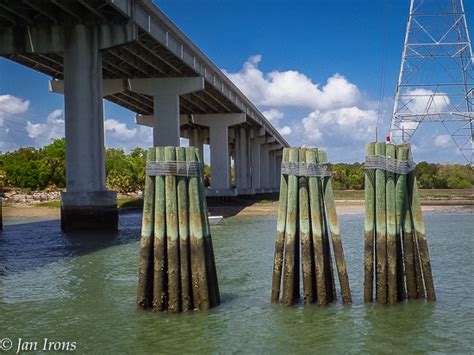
319 150 352 304
375 142 387 305
364 142 376 303
299 147 315 304
402 201 418 299
196 148 220 307
318 150 336 303
282 147 299 305
413 232 426 299
165 146 180 313
186 147 210 310
407 168 436 301
363 142 435 304
137 145 220 313
395 146 408 301
137 147 156 309
306 148 327 305
272 145 352 307
271 148 289 303
176 147 192 311
386 143 398 305
153 147 167 311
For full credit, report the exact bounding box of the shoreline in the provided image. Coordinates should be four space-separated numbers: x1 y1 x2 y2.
2 199 472 224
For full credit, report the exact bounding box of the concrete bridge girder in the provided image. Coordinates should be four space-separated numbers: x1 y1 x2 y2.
49 79 125 97
127 77 205 147
190 114 246 196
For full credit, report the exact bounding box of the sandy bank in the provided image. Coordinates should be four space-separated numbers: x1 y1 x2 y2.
2 199 472 224
208 200 473 217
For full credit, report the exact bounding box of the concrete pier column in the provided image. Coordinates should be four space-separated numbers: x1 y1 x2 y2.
128 78 204 146
189 128 204 161
192 114 245 196
260 144 270 190
235 127 251 193
210 122 230 190
262 145 282 192
61 25 117 231
250 132 266 192
274 151 283 189
268 150 276 190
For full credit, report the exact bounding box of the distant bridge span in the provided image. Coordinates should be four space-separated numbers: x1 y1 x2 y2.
0 0 288 230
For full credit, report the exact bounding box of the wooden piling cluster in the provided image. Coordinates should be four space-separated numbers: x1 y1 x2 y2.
271 147 352 306
137 146 220 312
364 142 435 304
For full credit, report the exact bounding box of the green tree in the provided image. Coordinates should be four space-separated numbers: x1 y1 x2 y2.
2 147 50 189
42 138 66 187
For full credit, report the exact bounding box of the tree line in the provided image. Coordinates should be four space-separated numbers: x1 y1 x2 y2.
1 139 472 192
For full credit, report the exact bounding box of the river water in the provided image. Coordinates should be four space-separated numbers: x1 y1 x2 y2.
0 212 472 353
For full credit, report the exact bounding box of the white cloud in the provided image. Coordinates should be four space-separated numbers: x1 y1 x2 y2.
279 126 292 135
224 55 361 110
104 118 137 141
104 118 154 150
434 134 452 148
0 94 30 127
0 95 31 151
262 108 284 123
401 88 450 115
26 109 64 142
301 106 378 146
262 108 292 136
47 109 64 123
394 89 450 136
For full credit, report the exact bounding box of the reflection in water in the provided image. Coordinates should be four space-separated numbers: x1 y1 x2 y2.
0 212 472 353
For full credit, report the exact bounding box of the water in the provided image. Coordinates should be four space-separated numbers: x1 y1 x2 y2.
0 212 473 354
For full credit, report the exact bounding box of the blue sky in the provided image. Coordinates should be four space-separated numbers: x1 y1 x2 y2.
0 0 472 163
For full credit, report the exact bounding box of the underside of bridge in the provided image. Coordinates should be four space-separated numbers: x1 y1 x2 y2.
0 0 288 231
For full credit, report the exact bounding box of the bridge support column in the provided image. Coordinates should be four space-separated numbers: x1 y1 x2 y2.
192 114 245 196
256 140 282 193
266 144 283 192
268 150 276 190
189 127 205 161
209 123 230 193
61 25 119 232
274 150 283 189
250 131 266 193
1 20 135 232
235 127 251 194
260 144 271 191
128 78 204 146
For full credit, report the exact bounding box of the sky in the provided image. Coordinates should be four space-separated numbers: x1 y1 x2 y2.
0 0 472 163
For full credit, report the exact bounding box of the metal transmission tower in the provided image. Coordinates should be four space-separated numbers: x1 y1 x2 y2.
390 0 474 163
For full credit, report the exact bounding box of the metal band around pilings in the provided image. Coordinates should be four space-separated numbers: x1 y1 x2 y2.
364 155 415 175
146 161 203 176
281 162 332 177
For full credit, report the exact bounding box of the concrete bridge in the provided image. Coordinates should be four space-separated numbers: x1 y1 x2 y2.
0 0 288 230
